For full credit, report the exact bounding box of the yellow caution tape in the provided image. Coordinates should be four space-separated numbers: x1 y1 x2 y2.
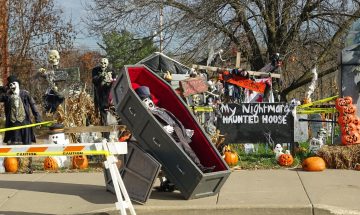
296 108 337 114
194 106 213 112
0 150 110 157
297 95 339 108
0 121 56 133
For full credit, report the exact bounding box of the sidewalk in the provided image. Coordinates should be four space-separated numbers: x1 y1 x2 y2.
0 169 359 215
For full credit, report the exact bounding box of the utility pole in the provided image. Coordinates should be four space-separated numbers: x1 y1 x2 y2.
159 1 163 53
0 0 9 85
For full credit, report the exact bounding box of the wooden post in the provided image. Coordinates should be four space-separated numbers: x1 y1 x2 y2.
235 52 241 68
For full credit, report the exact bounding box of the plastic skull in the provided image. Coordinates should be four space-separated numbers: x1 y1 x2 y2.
142 98 156 110
48 50 60 66
192 94 201 106
100 58 109 70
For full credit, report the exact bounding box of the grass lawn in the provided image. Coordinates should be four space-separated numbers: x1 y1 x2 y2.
227 142 313 170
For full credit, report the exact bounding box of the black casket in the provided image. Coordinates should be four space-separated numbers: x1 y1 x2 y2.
111 65 231 199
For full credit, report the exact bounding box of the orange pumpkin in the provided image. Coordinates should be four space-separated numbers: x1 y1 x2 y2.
278 153 294 166
302 157 326 171
44 157 58 171
72 155 89 169
303 98 311 104
4 157 18 173
224 151 238 166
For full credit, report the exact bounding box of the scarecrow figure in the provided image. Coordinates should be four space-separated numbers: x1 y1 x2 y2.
0 75 42 173
92 58 116 139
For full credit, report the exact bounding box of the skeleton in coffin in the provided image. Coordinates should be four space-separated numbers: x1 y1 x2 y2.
92 58 117 139
135 86 216 174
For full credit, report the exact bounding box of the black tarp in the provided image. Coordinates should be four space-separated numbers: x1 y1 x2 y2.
137 52 191 75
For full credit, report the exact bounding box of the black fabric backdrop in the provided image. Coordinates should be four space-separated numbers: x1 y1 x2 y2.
137 52 191 74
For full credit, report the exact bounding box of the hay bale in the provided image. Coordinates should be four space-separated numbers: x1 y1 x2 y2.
317 144 360 169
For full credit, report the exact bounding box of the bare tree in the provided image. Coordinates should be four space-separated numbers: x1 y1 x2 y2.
8 0 76 87
86 0 360 100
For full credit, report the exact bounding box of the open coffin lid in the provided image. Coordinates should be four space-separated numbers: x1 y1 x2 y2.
111 65 230 199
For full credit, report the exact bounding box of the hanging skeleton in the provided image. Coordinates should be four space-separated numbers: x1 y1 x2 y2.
38 50 65 113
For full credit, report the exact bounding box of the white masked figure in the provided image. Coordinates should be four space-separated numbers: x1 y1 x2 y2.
0 75 42 173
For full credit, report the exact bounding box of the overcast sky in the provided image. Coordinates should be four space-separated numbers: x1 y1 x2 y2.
55 0 100 50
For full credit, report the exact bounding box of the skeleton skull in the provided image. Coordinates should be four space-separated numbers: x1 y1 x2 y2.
48 50 60 66
100 58 109 71
192 94 201 106
142 98 155 110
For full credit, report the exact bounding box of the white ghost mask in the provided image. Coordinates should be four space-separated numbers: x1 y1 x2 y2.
9 81 20 95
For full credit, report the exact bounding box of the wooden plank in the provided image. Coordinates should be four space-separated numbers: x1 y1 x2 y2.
192 64 281 78
236 52 241 68
64 125 126 133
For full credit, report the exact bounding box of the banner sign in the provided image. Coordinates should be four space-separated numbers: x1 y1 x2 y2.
226 76 266 93
216 103 294 143
180 77 208 97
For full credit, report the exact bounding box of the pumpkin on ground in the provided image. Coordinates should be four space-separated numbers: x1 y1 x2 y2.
4 157 18 173
302 157 326 171
44 157 59 171
278 153 294 166
72 155 89 169
223 146 238 166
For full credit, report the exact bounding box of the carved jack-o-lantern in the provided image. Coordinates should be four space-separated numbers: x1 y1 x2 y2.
343 104 357 115
335 98 347 110
338 114 354 125
350 132 360 144
72 155 89 169
353 117 360 126
341 134 353 145
343 96 353 105
43 157 58 171
341 123 357 135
